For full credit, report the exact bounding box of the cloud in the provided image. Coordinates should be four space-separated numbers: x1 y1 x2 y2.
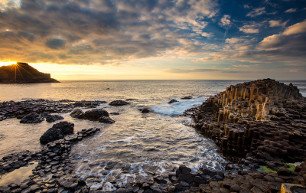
46 38 66 49
0 0 21 10
269 20 287 27
283 20 306 35
285 8 297 13
219 15 231 26
0 0 305 79
247 7 266 17
258 34 283 49
169 68 242 74
0 0 220 64
258 20 306 57
243 4 251 9
239 24 259 34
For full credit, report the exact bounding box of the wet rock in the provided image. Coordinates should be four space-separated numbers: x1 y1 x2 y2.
181 96 192 100
45 114 64 123
83 109 109 121
191 79 306 163
176 165 192 175
140 107 150 114
70 109 84 119
20 113 44 124
74 100 106 108
109 100 130 106
0 151 33 175
40 121 74 145
0 99 106 122
168 99 179 104
99 116 115 124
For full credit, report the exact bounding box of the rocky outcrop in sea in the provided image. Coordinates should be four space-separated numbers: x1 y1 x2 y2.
188 78 306 192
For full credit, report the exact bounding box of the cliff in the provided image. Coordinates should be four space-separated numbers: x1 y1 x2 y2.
0 62 59 83
192 79 306 163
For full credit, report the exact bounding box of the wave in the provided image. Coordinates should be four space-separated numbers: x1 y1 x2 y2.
151 97 206 116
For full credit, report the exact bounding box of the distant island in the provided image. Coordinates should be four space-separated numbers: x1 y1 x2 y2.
0 62 59 83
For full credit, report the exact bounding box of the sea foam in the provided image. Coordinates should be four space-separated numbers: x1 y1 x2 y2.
151 97 206 116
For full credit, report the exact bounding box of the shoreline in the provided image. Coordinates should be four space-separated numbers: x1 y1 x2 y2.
0 79 305 192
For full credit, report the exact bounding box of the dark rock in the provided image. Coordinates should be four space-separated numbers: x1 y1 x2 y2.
40 121 74 145
176 165 192 175
45 114 64 123
70 109 84 119
83 109 109 121
169 99 179 104
277 167 294 176
99 116 115 124
109 100 130 106
20 113 44 124
140 107 150 113
181 96 193 99
230 183 241 192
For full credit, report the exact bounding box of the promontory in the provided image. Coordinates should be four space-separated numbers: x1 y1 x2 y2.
0 62 59 83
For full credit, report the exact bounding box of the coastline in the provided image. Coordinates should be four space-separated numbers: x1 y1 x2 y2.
0 79 305 192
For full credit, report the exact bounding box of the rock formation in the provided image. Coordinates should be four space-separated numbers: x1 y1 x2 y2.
40 121 74 144
70 108 115 123
193 79 306 163
109 100 130 106
0 62 59 83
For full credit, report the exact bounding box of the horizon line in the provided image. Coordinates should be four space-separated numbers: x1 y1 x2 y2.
56 79 306 81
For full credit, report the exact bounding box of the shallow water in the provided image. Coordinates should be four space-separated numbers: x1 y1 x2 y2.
0 112 104 157
71 101 226 190
0 162 38 187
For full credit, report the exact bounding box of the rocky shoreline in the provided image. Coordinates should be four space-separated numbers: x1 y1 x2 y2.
0 79 305 193
188 79 306 193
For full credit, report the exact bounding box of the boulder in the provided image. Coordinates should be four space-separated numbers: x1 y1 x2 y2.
83 109 109 121
70 109 84 119
45 114 64 123
99 116 115 124
109 100 130 106
169 99 179 104
20 113 44 124
40 121 74 145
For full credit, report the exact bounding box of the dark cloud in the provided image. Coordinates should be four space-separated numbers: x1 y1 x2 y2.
46 38 66 49
0 0 219 64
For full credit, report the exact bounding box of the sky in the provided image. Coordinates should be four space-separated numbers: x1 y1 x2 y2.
0 0 306 80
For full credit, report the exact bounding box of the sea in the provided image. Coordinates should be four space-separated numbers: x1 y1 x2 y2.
0 80 305 190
